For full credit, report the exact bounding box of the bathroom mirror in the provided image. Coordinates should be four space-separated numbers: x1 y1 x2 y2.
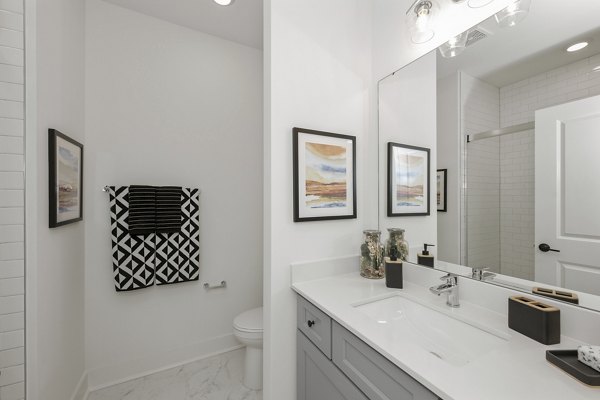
378 0 600 312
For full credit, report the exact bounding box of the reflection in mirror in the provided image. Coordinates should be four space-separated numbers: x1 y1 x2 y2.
379 0 600 312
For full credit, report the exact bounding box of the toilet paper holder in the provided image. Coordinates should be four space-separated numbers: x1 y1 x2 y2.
203 280 227 290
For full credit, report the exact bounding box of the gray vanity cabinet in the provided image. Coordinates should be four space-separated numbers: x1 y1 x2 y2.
298 331 369 400
332 322 438 400
297 295 440 400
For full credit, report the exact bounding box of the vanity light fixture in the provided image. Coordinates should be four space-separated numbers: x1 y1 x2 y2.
407 0 437 44
439 30 469 58
213 0 234 5
566 42 589 52
467 0 494 8
495 0 531 28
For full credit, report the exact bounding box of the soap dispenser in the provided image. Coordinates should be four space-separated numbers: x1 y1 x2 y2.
384 245 403 289
417 244 435 268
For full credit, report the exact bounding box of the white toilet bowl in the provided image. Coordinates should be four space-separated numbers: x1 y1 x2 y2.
233 307 263 390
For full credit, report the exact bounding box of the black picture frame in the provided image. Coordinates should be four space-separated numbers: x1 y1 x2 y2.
293 127 357 222
437 169 448 212
49 129 84 228
387 142 430 217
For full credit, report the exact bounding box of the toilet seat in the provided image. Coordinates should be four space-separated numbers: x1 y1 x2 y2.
233 307 263 333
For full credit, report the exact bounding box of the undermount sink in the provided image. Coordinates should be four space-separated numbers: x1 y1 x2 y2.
354 294 509 367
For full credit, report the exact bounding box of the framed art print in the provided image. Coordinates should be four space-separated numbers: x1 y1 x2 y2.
387 142 430 217
49 129 84 228
293 127 357 222
437 169 447 212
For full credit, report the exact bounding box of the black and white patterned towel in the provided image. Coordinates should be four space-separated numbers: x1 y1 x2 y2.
155 188 200 285
109 186 200 291
128 185 157 235
156 186 183 233
109 186 156 291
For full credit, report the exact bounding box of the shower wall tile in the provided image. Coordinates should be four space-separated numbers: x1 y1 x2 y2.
461 72 501 271
499 130 535 280
500 54 600 127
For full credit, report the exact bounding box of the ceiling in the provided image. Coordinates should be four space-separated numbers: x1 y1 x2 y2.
103 0 263 49
437 0 600 87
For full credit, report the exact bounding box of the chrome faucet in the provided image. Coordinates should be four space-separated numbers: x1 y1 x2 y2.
430 274 460 308
471 267 496 281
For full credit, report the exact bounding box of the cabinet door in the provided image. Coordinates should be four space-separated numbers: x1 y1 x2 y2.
298 330 368 400
332 322 438 400
298 295 332 358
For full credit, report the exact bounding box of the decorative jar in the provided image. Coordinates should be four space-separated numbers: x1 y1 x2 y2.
385 228 409 262
360 230 384 279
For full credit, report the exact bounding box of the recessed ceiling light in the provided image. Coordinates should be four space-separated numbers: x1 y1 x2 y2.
567 42 589 52
213 0 234 5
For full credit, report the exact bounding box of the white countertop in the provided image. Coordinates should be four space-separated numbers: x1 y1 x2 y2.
292 271 599 400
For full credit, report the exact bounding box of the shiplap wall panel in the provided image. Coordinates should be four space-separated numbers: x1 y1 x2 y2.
0 0 24 397
0 64 22 84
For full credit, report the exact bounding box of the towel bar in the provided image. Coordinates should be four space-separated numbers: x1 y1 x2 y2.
204 281 227 290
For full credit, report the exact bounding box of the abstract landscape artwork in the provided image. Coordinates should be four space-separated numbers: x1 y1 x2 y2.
387 142 430 217
49 129 84 228
293 128 356 222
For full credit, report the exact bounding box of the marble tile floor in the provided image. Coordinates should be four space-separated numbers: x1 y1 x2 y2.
88 348 262 400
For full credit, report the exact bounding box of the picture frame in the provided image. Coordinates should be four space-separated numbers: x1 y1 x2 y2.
293 127 357 222
49 129 84 228
387 142 430 217
437 169 447 212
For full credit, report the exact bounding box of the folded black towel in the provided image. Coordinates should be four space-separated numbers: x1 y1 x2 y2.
156 186 182 233
128 185 156 235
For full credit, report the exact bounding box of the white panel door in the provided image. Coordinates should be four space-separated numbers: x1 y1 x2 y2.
535 95 600 295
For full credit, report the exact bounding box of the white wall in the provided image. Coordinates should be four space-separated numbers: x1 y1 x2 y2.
0 0 25 398
85 0 263 388
34 0 87 399
379 52 438 258
264 1 373 398
436 73 460 264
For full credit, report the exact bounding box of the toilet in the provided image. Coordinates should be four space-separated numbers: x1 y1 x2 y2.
233 307 263 390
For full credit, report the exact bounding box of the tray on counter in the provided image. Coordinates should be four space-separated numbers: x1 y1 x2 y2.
546 350 600 387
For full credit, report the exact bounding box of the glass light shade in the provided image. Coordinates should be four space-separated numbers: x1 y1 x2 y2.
468 0 493 7
439 31 469 58
495 0 531 28
408 1 438 44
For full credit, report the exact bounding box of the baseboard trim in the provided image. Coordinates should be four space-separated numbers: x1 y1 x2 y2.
87 333 241 392
70 371 89 400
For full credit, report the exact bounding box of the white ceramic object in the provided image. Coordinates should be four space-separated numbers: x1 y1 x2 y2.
355 293 508 366
233 307 263 390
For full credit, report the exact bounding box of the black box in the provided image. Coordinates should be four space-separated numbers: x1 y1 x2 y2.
385 258 403 289
508 296 560 345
